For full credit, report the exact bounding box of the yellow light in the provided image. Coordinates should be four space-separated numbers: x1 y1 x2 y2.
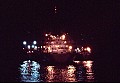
54 36 56 39
67 65 76 74
87 47 91 53
47 66 54 72
62 35 65 40
48 47 50 50
66 45 68 47
51 42 54 44
41 46 42 48
83 61 93 67
50 35 53 38
69 46 72 50
64 41 67 43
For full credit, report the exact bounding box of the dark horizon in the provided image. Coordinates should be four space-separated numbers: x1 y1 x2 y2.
0 0 119 82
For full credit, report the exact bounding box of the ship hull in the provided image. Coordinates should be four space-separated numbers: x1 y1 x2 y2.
44 53 75 64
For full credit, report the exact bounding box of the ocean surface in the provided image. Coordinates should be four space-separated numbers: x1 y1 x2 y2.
18 59 94 82
1 50 119 82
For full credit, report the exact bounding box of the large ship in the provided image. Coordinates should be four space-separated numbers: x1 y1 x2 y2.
21 33 93 63
41 33 75 64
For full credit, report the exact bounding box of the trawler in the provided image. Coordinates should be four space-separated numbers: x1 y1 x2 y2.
41 33 75 64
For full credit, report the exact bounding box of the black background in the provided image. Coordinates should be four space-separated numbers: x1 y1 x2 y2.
0 0 119 82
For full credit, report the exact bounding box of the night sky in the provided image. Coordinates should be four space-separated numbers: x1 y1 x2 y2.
0 0 120 82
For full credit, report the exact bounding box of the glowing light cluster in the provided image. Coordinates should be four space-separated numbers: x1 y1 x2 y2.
60 34 65 40
83 61 94 81
75 47 81 53
83 47 91 53
67 65 76 82
27 45 38 50
43 33 73 54
47 66 54 72
23 41 37 45
22 40 39 54
27 51 34 53
86 47 91 53
20 60 40 82
46 66 55 82
83 61 93 67
46 65 76 82
73 61 81 64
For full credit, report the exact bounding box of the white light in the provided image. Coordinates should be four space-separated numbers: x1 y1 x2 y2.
45 34 48 36
77 48 79 50
74 61 81 64
23 41 27 45
41 46 42 48
34 46 37 50
33 41 37 45
87 47 91 53
32 45 35 48
28 45 30 49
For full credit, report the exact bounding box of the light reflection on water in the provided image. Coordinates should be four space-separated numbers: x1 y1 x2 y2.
19 60 94 82
19 60 40 82
45 65 76 82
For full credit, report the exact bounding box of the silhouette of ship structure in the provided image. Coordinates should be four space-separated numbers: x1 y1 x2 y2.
22 32 92 64
41 33 75 64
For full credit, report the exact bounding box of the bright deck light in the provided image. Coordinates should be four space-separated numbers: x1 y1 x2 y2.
45 34 48 36
69 46 72 50
33 41 37 44
28 45 30 49
87 47 91 53
62 35 65 40
23 41 27 45
34 46 37 50
32 45 34 48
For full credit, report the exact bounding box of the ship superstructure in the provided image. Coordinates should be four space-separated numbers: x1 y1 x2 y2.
42 33 73 54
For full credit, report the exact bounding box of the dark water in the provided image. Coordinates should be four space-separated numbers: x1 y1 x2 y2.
1 52 119 82
17 59 95 82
